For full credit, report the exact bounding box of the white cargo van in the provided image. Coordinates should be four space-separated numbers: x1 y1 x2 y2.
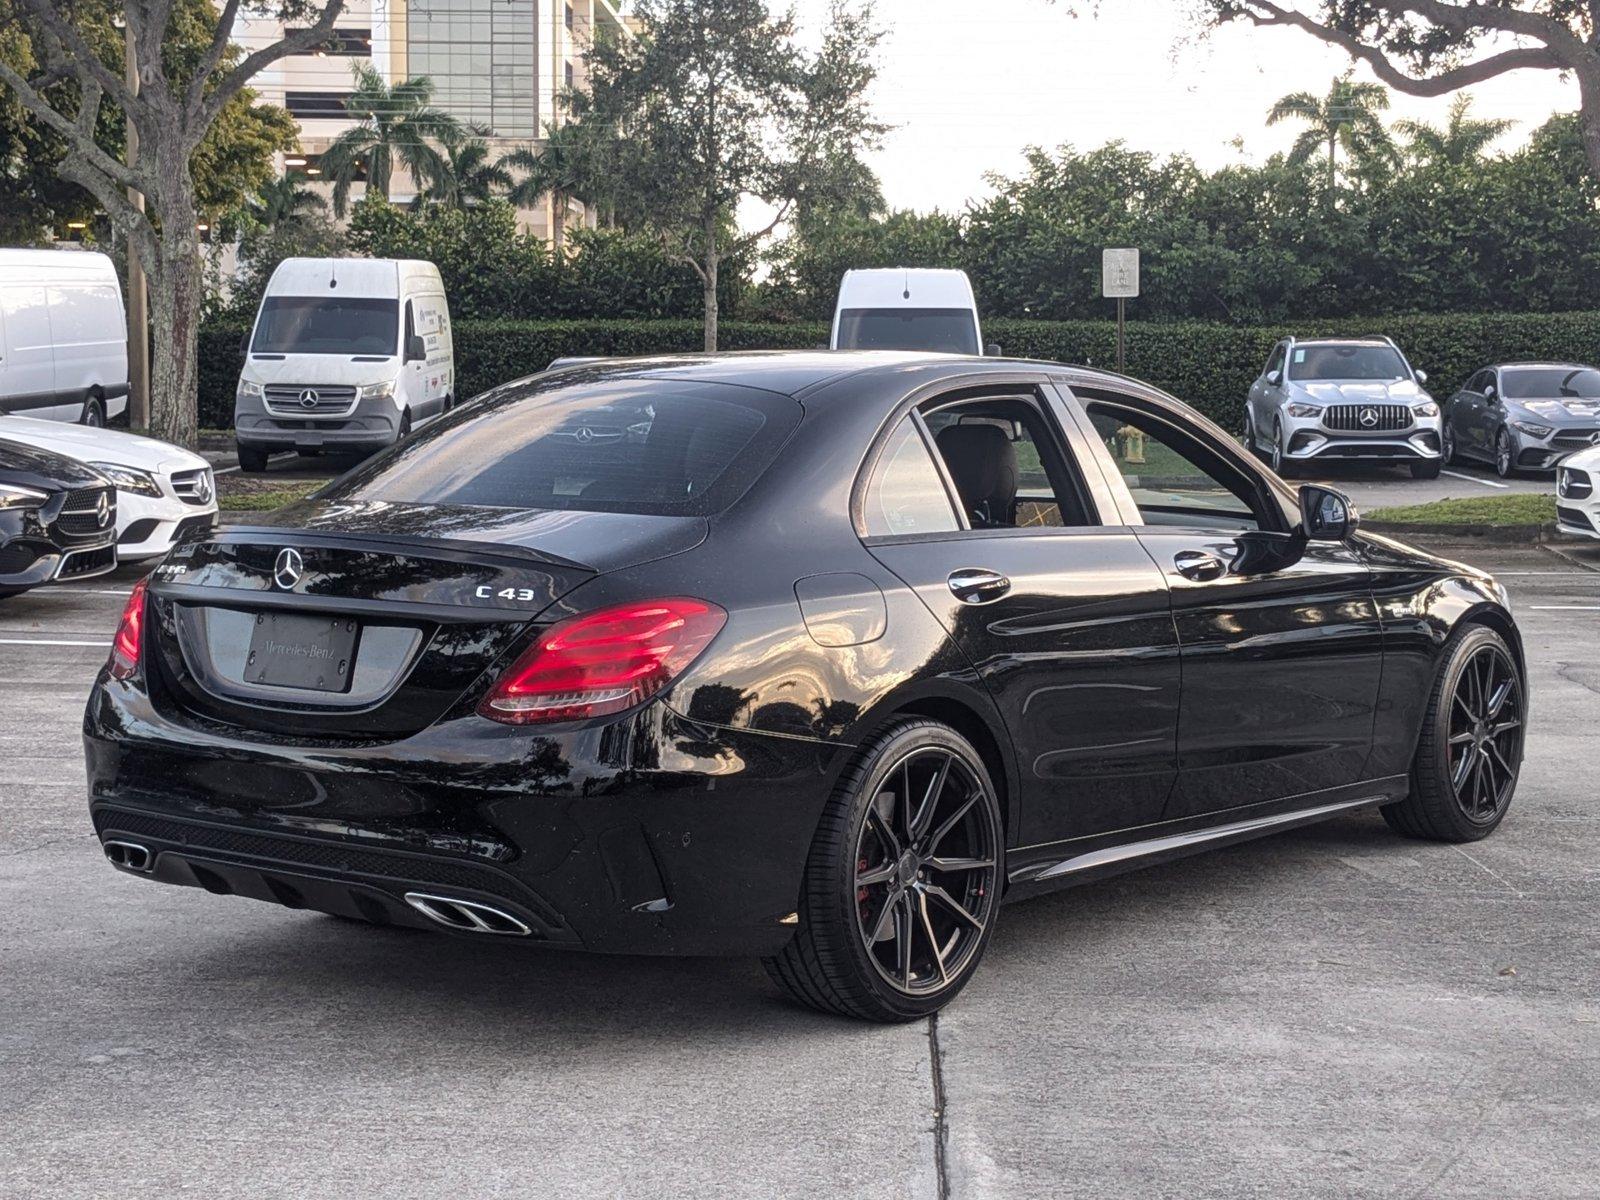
0 249 129 427
234 257 453 471
830 268 993 356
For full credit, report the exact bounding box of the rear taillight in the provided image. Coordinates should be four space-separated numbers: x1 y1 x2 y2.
108 577 148 681
478 597 726 725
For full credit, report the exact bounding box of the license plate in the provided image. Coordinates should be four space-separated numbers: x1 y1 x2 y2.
244 612 360 692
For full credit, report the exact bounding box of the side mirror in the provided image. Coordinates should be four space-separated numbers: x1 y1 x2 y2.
1484 383 1497 401
1415 369 1428 384
405 334 426 363
1265 369 1282 386
984 343 1003 357
238 332 250 357
1299 484 1358 542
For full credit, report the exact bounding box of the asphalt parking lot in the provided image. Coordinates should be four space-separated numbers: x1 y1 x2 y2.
2 538 1596 1199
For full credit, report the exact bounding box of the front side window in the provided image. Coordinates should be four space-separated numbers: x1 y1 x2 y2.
1086 402 1263 533
320 379 798 517
252 297 398 356
861 418 959 538
835 309 980 355
1289 344 1408 382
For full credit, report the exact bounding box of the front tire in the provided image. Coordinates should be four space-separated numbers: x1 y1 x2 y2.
235 443 269 473
1494 428 1517 478
764 719 1004 1022
1269 417 1296 478
1410 458 1442 480
1382 624 1524 843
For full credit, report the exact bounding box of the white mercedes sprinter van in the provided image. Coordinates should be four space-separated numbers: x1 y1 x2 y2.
0 249 129 427
234 257 453 471
829 268 992 356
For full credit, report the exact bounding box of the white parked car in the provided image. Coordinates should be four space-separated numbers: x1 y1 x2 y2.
0 415 215 561
1556 445 1600 539
830 268 995 355
0 249 129 427
234 257 454 471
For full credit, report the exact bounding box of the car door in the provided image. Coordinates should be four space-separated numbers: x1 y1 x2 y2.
1070 385 1386 820
858 381 1181 847
1453 369 1490 460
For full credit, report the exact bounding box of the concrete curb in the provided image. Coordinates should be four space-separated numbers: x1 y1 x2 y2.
1364 520 1576 546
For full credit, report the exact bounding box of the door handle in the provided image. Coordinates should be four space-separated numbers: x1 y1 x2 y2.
1173 550 1227 582
948 568 1011 604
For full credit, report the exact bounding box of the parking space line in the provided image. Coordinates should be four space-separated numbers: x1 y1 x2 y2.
1441 469 1509 490
213 451 297 477
1527 605 1600 610
0 637 109 647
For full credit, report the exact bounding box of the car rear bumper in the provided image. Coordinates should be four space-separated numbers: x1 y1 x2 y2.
83 680 838 956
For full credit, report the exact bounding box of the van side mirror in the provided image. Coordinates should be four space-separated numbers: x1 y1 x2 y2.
405 334 426 363
238 332 250 357
1415 369 1428 384
1299 484 1358 542
1265 369 1282 386
984 343 1002 357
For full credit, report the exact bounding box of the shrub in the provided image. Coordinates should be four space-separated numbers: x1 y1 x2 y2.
197 309 1600 431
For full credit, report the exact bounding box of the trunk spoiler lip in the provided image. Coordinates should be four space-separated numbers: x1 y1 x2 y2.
196 523 595 574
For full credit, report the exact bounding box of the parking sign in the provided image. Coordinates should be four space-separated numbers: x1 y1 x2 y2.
1103 248 1139 298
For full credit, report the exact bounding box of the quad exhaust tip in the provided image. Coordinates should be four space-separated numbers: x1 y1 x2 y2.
103 840 153 873
403 892 532 937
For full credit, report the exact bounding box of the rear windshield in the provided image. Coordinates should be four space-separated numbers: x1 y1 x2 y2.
1289 344 1408 381
836 308 979 355
1501 367 1600 399
318 377 799 516
252 297 398 356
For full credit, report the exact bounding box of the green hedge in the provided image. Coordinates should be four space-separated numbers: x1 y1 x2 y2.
198 310 1600 431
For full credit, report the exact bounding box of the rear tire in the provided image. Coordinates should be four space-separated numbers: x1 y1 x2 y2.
1410 458 1442 480
81 396 105 428
236 444 269 473
1382 624 1523 843
763 719 1004 1023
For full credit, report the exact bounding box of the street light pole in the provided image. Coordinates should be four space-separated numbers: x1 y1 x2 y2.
124 20 149 430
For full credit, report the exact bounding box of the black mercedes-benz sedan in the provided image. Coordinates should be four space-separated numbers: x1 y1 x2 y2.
84 352 1526 1021
1 437 118 598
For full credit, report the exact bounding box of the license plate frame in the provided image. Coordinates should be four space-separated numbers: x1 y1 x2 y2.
243 611 360 693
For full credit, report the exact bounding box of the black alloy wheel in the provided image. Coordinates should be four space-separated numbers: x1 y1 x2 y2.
1383 625 1524 842
1441 421 1457 465
765 719 1003 1021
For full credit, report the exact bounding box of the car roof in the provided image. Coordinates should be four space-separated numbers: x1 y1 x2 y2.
538 350 1123 401
1495 361 1597 371
1291 338 1394 347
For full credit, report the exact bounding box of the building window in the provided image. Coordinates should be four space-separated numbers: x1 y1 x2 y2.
285 92 353 119
565 61 575 89
287 27 372 56
407 0 536 139
285 152 363 182
565 4 575 31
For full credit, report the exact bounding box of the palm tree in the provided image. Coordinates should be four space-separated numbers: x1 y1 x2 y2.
501 121 619 248
1268 77 1394 200
245 173 327 228
418 125 513 210
1395 95 1514 167
320 64 462 216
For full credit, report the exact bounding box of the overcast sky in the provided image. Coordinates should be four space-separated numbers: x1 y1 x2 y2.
790 0 1578 214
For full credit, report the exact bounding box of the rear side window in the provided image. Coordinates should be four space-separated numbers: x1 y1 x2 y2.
862 418 959 538
320 378 799 517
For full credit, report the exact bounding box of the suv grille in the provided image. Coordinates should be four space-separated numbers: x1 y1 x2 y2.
264 384 358 416
55 486 115 539
1323 404 1412 432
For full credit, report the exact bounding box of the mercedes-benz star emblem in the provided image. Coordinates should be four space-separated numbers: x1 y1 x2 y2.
195 471 214 504
95 491 111 528
1359 407 1379 428
273 547 304 590
299 389 320 409
573 426 595 444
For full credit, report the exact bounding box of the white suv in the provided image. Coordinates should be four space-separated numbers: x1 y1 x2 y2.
1244 336 1444 479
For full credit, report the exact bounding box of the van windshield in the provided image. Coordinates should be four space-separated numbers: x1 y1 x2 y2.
251 297 398 355
836 308 979 355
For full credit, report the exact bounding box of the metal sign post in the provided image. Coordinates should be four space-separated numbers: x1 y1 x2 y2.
1101 248 1139 374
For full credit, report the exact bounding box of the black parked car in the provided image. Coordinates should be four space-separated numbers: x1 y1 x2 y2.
0 437 118 598
1444 362 1600 476
85 353 1526 1021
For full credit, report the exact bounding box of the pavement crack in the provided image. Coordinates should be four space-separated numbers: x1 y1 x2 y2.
1553 661 1600 698
928 1012 951 1200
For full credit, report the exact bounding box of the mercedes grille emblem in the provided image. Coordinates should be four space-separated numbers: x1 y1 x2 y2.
195 471 214 504
1359 407 1379 428
273 547 304 590
573 426 596 444
299 388 321 409
95 491 111 528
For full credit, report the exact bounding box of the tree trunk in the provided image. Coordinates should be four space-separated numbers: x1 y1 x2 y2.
702 214 720 353
1578 69 1600 185
143 173 202 448
1327 131 1337 206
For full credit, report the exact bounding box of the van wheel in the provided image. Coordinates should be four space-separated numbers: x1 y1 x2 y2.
81 396 105 428
398 410 412 440
236 444 269 473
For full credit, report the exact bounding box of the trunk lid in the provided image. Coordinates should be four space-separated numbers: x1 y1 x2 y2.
144 501 705 740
